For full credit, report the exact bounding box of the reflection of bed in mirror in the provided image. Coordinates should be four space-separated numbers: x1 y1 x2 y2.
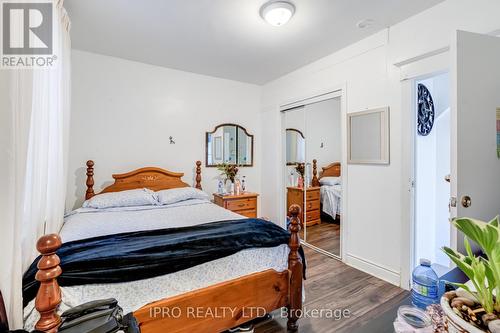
312 160 341 222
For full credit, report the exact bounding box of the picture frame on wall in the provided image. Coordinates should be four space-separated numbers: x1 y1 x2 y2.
347 107 390 165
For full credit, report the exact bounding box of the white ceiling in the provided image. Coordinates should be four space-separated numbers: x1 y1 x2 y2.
65 0 445 85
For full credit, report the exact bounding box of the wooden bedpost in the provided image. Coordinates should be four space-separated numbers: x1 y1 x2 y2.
287 204 303 331
195 160 202 190
311 159 320 187
35 234 62 333
85 160 95 200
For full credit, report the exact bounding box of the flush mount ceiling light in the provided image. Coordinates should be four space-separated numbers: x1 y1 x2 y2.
260 1 295 27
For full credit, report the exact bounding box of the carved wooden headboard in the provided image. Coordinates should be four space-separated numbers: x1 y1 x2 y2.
311 160 341 186
321 162 341 178
85 160 202 200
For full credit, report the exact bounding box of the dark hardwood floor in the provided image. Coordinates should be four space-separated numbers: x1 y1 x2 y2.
254 239 409 332
305 221 340 256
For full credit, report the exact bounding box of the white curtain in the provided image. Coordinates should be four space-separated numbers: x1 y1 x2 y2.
7 1 71 328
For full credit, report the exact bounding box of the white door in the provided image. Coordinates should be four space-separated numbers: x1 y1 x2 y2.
451 30 500 253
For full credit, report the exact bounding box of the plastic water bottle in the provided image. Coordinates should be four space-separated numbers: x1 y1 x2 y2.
411 259 439 309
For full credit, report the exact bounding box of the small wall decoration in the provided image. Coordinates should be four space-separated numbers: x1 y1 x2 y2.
497 107 500 158
417 84 435 136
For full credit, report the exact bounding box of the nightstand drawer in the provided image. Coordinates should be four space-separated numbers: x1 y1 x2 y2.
306 190 320 201
306 199 320 211
213 193 259 217
237 209 257 218
226 198 256 211
305 209 320 222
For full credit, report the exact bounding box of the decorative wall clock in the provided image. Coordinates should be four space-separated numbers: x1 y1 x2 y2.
417 84 435 136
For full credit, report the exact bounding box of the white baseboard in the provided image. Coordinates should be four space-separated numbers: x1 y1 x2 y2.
346 253 401 286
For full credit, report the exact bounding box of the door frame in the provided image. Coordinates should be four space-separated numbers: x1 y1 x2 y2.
400 66 457 288
278 83 348 261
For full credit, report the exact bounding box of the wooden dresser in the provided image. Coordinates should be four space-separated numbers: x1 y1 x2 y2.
213 192 259 218
287 186 321 226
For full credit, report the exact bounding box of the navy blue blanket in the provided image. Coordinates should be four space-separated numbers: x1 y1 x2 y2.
23 218 305 307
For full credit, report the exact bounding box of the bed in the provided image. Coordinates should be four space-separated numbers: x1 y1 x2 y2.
312 160 342 220
26 160 303 333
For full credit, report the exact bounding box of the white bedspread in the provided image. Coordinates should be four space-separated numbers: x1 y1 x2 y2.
60 199 242 242
320 185 342 218
24 199 289 330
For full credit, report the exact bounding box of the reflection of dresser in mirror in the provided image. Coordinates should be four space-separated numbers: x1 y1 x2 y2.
287 186 321 227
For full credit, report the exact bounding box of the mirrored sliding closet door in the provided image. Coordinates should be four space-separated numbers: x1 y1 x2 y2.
283 96 343 258
284 107 306 241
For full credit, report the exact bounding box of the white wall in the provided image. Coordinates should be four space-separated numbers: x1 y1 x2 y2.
68 50 262 211
260 0 500 287
305 98 342 171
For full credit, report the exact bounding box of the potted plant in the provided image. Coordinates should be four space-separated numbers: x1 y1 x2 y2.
217 163 239 193
295 163 305 188
441 216 500 333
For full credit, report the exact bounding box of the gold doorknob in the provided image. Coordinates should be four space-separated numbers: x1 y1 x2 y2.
461 195 471 208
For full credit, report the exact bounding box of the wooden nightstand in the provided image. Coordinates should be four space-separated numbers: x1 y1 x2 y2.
287 186 321 226
213 192 259 218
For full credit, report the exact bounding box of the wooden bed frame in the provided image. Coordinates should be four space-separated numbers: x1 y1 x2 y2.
33 160 303 333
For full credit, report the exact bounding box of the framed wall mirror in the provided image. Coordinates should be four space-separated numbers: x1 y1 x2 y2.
286 128 305 165
347 107 390 164
206 124 254 167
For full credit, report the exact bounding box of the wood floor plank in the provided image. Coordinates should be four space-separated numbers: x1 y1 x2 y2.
304 221 340 256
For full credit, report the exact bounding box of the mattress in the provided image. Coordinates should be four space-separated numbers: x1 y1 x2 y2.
24 199 289 330
320 184 342 218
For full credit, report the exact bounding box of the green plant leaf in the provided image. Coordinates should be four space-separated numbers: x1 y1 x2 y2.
464 237 474 258
442 247 474 278
453 217 498 255
449 282 473 294
483 259 496 294
489 216 500 228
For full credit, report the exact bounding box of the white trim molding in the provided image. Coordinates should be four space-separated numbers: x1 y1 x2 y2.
346 253 401 286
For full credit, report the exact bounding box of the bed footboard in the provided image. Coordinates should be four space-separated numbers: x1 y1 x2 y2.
135 270 289 333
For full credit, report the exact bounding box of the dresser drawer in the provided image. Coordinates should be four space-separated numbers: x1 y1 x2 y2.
305 209 320 222
306 190 320 201
237 209 257 218
226 198 256 211
305 199 320 211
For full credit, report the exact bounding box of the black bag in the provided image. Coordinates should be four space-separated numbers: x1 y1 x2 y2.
58 299 139 333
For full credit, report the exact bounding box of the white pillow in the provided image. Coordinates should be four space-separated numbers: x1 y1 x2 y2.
83 188 158 209
157 187 209 205
319 176 341 186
